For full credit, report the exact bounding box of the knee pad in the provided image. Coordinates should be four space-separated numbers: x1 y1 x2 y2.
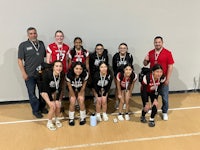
152 105 157 114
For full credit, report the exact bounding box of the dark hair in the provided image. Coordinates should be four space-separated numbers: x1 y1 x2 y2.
55 30 64 37
118 43 128 49
52 60 63 67
154 36 163 42
123 63 134 70
152 64 163 72
27 27 36 33
99 61 108 69
69 62 87 79
74 37 82 43
95 43 104 48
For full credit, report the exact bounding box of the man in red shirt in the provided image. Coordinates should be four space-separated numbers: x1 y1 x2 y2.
143 36 174 121
46 30 69 73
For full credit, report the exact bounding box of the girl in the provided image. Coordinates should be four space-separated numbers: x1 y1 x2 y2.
40 60 65 131
112 43 133 109
140 64 166 127
68 37 90 72
92 62 113 121
116 64 137 121
46 30 70 73
89 43 109 103
66 62 88 126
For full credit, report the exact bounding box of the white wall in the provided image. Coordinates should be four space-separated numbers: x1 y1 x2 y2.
0 0 200 101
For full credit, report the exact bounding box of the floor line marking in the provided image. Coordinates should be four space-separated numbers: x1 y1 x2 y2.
0 106 200 125
43 132 200 150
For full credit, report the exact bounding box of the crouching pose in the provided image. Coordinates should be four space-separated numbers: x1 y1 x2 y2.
116 64 137 121
140 64 166 127
93 62 112 122
66 62 88 126
40 60 65 131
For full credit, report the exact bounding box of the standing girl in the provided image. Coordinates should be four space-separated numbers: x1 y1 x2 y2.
66 62 89 126
40 60 65 130
68 37 90 72
46 30 69 73
140 64 166 127
116 64 137 121
112 43 133 109
93 62 113 121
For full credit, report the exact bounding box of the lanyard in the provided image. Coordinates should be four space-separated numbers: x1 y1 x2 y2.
152 74 158 95
100 75 106 88
125 77 129 92
30 40 40 51
57 44 63 56
74 77 81 91
76 49 82 62
120 53 126 64
96 53 104 62
154 49 162 63
53 73 60 93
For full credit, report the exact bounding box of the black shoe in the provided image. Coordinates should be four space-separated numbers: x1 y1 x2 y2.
41 108 48 114
69 119 75 126
80 118 86 125
140 116 147 123
148 120 155 127
33 112 43 118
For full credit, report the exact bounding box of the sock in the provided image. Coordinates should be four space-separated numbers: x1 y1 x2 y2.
149 118 154 121
47 119 53 124
96 113 100 117
80 110 86 120
151 105 157 118
69 111 75 120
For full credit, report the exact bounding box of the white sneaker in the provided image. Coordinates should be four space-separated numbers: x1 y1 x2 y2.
123 104 126 110
124 114 130 121
96 114 102 122
55 120 62 128
47 122 56 131
102 113 109 121
117 114 124 121
162 113 168 121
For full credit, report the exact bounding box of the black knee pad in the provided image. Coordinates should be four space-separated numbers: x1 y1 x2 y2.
152 105 157 114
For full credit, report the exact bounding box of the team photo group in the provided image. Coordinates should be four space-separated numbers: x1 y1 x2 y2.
18 27 174 131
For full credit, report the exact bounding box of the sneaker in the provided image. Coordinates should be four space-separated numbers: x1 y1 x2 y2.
124 114 130 120
140 116 147 123
102 113 109 121
69 119 75 126
148 120 155 127
55 120 62 128
47 122 56 131
123 104 126 110
41 108 48 114
80 118 86 125
33 112 43 118
96 114 102 122
162 113 168 121
117 114 124 121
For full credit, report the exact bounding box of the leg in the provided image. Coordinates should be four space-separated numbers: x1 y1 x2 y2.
140 89 150 123
118 91 125 121
96 96 102 121
161 84 169 120
114 78 119 109
69 96 76 126
124 91 131 120
102 96 109 121
55 100 62 128
46 101 56 130
25 77 42 118
78 95 86 125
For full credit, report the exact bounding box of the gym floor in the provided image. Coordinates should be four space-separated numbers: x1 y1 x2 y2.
0 93 200 150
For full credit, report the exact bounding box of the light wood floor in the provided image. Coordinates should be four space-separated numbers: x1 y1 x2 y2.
0 93 200 150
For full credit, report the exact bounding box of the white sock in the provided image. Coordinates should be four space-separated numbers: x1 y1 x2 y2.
96 113 101 117
149 118 154 121
69 111 75 120
103 112 107 116
47 119 53 124
80 110 86 119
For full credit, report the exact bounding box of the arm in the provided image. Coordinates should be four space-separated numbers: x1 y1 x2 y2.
18 58 28 80
46 52 51 64
116 80 122 99
143 53 150 66
86 57 90 73
165 64 173 85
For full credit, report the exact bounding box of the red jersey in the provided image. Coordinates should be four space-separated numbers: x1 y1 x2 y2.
47 42 69 73
142 73 166 93
147 48 174 75
68 49 89 64
116 72 137 90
